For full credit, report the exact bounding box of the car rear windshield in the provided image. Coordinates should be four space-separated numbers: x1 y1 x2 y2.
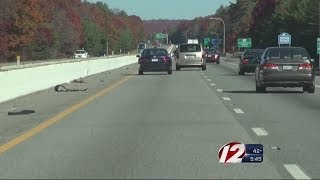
244 50 264 57
142 49 168 57
266 48 310 60
206 49 218 54
179 44 201 52
138 44 146 49
76 50 86 54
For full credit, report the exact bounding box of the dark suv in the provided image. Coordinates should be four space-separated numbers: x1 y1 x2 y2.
136 48 172 75
255 47 315 93
239 49 264 75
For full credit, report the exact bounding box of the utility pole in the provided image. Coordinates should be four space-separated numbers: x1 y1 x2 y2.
107 38 109 57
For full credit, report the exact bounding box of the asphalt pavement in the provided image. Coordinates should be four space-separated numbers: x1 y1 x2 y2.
0 54 319 179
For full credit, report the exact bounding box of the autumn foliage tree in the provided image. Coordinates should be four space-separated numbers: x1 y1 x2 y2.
170 0 318 63
0 0 145 62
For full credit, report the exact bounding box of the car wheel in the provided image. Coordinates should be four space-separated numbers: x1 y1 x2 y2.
138 70 143 75
303 86 308 92
202 65 206 70
239 69 245 75
307 84 315 93
176 65 180 71
256 81 266 93
168 69 172 74
216 61 220 64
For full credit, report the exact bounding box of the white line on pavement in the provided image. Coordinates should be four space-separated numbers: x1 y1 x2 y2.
316 85 320 88
210 83 216 86
222 97 231 101
284 164 311 179
251 127 269 136
203 76 207 78
207 79 212 81
217 89 223 92
233 108 244 114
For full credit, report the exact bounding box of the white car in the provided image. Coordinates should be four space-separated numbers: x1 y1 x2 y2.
73 50 89 58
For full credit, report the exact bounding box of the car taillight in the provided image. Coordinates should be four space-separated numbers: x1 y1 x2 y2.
164 56 171 63
139 57 147 63
263 63 278 70
298 63 312 70
241 59 249 64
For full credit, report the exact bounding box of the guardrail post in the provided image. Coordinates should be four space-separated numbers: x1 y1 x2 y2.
17 55 20 66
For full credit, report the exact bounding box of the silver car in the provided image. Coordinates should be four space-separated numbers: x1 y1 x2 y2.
175 43 206 70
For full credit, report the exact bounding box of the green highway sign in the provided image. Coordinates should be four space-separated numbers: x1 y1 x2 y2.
237 38 252 48
203 37 210 46
317 38 320 55
156 33 166 39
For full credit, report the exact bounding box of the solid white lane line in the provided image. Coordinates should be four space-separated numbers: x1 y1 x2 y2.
217 89 223 92
284 164 311 180
233 108 244 114
210 83 216 86
251 127 269 136
222 97 231 101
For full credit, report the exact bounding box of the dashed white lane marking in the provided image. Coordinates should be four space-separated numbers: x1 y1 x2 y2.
210 83 216 86
207 79 212 81
283 164 311 179
216 89 223 92
203 76 207 78
251 127 269 136
316 85 320 88
222 97 231 101
233 108 244 114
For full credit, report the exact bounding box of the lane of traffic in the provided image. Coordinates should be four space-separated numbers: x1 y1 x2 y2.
0 66 281 178
203 59 320 178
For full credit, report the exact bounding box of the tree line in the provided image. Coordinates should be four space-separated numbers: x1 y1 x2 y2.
0 0 145 62
170 0 318 60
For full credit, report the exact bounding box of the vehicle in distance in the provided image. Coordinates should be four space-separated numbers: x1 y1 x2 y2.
204 48 220 64
239 49 265 75
97 50 107 57
187 39 199 44
176 43 206 71
136 48 172 75
255 47 315 93
73 49 89 58
137 43 147 54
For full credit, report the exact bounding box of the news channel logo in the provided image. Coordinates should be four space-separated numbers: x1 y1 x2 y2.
218 142 263 164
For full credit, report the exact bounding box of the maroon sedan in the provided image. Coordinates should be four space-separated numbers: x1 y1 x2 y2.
205 49 220 64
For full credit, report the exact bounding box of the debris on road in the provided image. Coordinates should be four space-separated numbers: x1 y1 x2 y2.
54 85 88 92
8 109 35 115
71 78 85 83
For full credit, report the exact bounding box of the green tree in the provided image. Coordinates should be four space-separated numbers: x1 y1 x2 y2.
116 28 133 53
83 19 105 55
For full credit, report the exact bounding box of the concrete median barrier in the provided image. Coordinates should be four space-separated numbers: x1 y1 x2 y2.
0 55 137 103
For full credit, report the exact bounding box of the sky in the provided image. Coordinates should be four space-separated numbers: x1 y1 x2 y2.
87 0 235 20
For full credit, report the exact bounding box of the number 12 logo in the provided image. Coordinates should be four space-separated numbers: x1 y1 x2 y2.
218 142 246 163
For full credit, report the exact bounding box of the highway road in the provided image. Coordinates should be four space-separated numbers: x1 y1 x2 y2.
0 53 319 179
